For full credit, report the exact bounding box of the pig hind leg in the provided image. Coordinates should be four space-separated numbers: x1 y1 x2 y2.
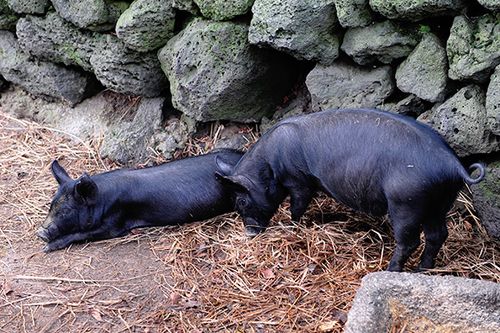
386 203 424 272
418 192 456 270
419 217 448 270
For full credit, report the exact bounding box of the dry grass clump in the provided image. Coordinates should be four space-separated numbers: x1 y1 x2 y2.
0 111 498 333
146 193 498 332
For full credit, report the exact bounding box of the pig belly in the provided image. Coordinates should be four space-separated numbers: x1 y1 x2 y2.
316 169 388 216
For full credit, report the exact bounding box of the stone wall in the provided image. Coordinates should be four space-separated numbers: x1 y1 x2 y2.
0 0 499 236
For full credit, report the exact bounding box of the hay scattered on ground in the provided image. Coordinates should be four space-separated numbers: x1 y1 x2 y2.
0 111 498 333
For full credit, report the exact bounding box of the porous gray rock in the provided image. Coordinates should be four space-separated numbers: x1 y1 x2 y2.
172 0 199 14
0 31 91 106
152 114 196 160
418 85 499 157
341 20 419 65
51 0 128 32
369 0 466 21
90 35 167 97
478 0 500 11
486 66 500 136
2 87 119 137
471 160 500 241
158 19 298 122
16 13 100 72
249 0 339 65
345 272 500 333
306 62 394 111
0 0 17 30
447 14 500 82
116 0 176 52
100 97 166 164
7 0 49 14
193 0 254 21
378 94 427 117
17 12 166 96
395 33 448 102
334 0 373 27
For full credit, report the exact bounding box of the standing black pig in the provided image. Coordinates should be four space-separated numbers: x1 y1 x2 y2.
216 109 485 272
38 149 243 252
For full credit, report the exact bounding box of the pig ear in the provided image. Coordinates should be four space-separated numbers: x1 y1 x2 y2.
218 174 252 193
51 160 72 185
74 173 98 205
215 155 235 176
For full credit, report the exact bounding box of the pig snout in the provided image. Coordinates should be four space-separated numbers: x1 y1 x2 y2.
244 218 265 237
36 227 50 242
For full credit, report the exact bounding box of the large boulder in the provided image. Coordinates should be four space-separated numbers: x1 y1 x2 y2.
478 0 500 11
248 0 339 65
0 0 18 30
334 0 373 28
418 85 499 157
447 14 500 82
16 13 100 72
341 20 419 65
471 160 500 241
345 272 500 333
395 33 448 103
0 31 91 106
306 61 394 111
90 35 167 97
486 66 500 136
193 0 254 21
369 0 466 21
7 0 49 14
158 19 298 122
51 0 128 32
116 0 176 52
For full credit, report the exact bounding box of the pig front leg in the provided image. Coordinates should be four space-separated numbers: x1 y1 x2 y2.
289 187 314 222
43 225 128 252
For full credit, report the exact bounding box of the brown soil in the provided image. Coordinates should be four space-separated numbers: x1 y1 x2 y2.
1 111 498 333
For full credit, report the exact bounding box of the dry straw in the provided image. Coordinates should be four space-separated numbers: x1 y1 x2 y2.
0 111 498 333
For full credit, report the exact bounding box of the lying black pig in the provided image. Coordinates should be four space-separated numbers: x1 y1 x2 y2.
38 149 243 252
216 109 485 272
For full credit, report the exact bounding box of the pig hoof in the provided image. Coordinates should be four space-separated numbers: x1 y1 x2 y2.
386 264 403 272
36 228 50 242
43 243 59 253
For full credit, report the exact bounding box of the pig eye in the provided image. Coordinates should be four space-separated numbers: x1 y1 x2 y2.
58 208 72 216
237 197 248 208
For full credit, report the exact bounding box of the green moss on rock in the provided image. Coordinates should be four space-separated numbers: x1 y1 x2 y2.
369 0 466 21
193 0 254 21
158 18 299 122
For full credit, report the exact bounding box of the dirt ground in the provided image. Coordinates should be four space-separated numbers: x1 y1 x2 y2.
1 111 499 333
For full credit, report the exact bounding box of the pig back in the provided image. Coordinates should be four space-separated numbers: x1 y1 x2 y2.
111 150 243 225
281 109 463 214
